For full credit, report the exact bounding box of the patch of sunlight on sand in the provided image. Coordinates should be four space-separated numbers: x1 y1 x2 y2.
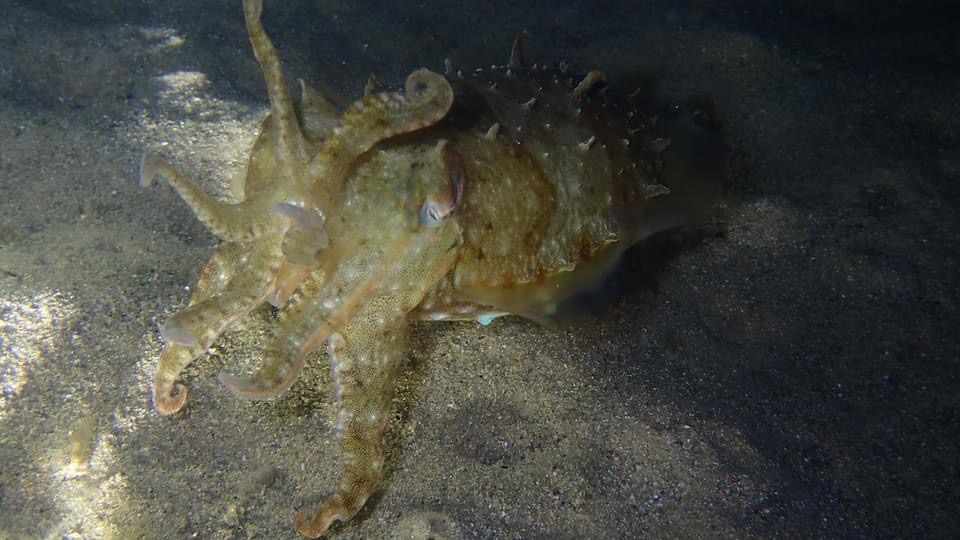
43 412 138 539
0 292 141 537
138 26 186 53
128 67 263 203
154 71 212 101
0 291 77 421
111 362 155 435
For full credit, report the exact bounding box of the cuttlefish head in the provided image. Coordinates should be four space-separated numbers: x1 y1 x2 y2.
216 125 467 401
275 136 465 288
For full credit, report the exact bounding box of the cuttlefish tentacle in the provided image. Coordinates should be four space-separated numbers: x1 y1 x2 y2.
295 307 407 538
153 237 283 414
153 241 246 414
217 236 406 399
275 69 455 268
301 69 454 202
140 0 311 244
243 0 307 165
216 270 326 399
139 152 288 243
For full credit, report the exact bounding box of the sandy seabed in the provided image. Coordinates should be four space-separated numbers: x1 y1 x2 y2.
0 0 957 538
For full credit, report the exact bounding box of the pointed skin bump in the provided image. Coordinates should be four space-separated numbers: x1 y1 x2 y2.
509 32 526 67
572 70 606 101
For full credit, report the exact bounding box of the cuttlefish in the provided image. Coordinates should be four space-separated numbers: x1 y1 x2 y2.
139 0 688 535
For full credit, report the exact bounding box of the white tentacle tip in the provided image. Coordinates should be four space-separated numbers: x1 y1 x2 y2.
138 152 159 188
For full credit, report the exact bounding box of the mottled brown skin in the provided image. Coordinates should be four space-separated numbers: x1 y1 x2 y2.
139 0 674 536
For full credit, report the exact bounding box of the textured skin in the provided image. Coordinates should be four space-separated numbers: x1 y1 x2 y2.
140 0 673 536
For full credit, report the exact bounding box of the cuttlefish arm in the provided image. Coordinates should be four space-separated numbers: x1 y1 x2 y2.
295 214 462 537
211 238 459 538
215 268 326 399
152 242 246 414
295 303 407 537
152 236 284 414
138 0 310 244
217 193 461 399
218 134 466 404
138 153 285 242
217 161 463 539
145 0 456 415
243 0 307 166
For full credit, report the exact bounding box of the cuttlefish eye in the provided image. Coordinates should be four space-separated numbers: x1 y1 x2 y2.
418 148 465 229
418 199 446 228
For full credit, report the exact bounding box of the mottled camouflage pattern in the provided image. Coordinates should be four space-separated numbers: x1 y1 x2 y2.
139 0 673 536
